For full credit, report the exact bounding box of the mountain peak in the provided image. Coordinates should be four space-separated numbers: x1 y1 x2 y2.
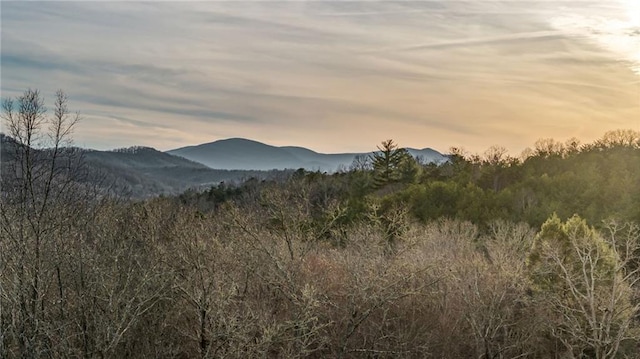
168 138 446 171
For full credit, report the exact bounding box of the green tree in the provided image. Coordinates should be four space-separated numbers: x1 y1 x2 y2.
527 215 640 358
370 140 411 188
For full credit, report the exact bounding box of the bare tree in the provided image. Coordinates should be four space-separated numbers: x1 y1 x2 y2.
533 138 565 158
528 215 640 358
1 89 81 357
481 145 514 192
596 129 640 149
349 154 372 172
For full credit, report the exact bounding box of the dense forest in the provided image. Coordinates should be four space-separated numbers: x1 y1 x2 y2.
1 90 640 358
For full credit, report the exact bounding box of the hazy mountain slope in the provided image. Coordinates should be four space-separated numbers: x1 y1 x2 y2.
168 138 303 171
406 148 446 162
279 146 362 171
2 133 447 197
169 138 447 171
85 146 211 169
1 135 281 197
82 146 277 196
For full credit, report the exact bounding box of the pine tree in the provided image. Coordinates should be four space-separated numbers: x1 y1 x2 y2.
371 140 410 188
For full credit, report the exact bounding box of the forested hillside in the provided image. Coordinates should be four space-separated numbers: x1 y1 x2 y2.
181 132 640 230
1 134 288 198
2 90 640 358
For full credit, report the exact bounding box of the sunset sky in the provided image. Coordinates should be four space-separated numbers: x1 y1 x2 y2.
2 1 639 155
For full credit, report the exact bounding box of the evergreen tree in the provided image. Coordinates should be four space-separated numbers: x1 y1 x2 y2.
371 139 410 187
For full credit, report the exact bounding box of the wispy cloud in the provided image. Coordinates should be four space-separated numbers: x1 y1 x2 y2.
2 1 638 154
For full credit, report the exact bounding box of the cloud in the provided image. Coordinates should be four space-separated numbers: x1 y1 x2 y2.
363 31 565 53
2 1 638 154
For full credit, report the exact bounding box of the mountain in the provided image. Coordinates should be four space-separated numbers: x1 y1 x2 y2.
405 148 447 162
1 135 285 198
0 133 17 160
168 138 303 171
168 138 446 171
82 146 286 196
1 134 446 197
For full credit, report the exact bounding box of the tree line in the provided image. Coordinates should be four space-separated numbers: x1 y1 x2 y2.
1 89 640 358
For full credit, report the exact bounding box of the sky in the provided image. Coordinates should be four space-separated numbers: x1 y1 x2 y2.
1 0 639 155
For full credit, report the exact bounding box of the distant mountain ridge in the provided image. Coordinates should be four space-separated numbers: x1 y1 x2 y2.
82 146 281 197
0 134 287 198
1 134 445 196
168 138 446 171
